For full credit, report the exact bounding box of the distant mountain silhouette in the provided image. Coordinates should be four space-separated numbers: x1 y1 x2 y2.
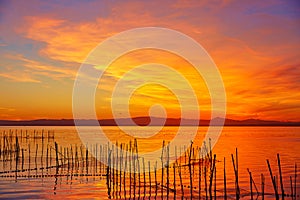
0 117 299 126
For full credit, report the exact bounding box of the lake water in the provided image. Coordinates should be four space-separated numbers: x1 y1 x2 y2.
0 126 299 199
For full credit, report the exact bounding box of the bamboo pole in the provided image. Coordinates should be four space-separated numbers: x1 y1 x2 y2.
155 161 158 197
112 144 115 194
67 147 70 174
290 176 293 200
214 165 216 200
28 143 30 177
41 131 44 168
142 157 145 198
198 154 201 200
178 158 184 197
70 145 74 172
119 143 122 195
205 164 208 200
277 154 284 199
55 142 59 170
209 154 216 199
80 145 83 173
86 147 89 175
261 174 265 200
294 164 297 200
21 148 24 172
46 145 49 170
189 141 193 199
50 143 52 168
249 170 253 200
148 161 151 197
231 148 240 200
224 157 227 200
138 158 141 198
267 159 279 200
107 149 111 198
129 142 132 199
173 162 176 199
161 140 165 199
35 144 38 171
75 145 78 172
123 145 128 199
15 135 19 180
133 142 136 199
99 145 102 175
166 143 170 199
115 142 118 193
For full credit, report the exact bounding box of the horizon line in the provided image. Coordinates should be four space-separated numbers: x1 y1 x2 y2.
0 116 299 123
0 117 299 126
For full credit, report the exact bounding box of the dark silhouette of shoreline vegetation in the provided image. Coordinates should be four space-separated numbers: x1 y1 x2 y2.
0 117 299 126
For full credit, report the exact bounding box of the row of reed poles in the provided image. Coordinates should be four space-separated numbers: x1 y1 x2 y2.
0 130 298 199
105 141 298 200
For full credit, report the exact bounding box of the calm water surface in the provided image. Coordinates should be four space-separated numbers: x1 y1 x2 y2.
0 126 299 199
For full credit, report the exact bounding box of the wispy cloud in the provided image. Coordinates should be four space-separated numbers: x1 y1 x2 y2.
0 107 16 112
1 53 77 83
0 0 299 120
0 71 41 83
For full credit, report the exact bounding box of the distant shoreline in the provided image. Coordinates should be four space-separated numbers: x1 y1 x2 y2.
0 117 299 126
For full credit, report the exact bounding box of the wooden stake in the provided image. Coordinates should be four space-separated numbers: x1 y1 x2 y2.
249 170 253 200
261 174 265 200
290 176 293 200
149 161 152 197
294 164 297 200
224 157 227 200
231 148 240 200
161 140 165 199
189 141 193 199
267 159 279 200
277 154 285 199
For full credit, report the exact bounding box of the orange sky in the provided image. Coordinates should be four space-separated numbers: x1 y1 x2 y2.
0 0 299 121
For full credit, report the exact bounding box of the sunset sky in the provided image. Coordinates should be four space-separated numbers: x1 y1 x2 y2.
0 0 299 121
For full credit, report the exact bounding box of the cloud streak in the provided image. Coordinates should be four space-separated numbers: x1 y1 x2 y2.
0 0 299 121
